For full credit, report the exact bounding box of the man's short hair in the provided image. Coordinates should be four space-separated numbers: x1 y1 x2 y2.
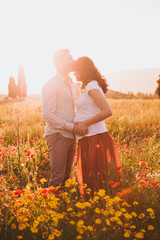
53 49 70 69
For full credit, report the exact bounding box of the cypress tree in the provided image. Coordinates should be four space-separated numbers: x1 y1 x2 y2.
155 74 160 98
17 65 27 98
8 76 17 98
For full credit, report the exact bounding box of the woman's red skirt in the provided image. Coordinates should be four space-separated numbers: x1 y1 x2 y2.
77 131 122 198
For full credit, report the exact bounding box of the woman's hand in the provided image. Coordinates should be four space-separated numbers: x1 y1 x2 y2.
73 121 89 136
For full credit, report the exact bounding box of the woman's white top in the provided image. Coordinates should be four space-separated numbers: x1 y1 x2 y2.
74 80 107 139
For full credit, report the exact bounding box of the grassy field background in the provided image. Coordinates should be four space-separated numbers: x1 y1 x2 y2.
0 96 160 240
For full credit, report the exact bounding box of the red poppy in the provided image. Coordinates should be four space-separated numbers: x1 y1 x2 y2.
37 163 42 167
44 158 49 163
151 181 158 187
146 167 152 170
139 161 147 167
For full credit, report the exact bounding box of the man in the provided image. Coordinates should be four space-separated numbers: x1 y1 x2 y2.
42 49 85 188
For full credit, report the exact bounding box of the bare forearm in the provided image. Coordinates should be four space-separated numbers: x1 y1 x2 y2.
84 111 112 127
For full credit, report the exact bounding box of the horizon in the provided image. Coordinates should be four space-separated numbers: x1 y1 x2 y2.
0 0 160 94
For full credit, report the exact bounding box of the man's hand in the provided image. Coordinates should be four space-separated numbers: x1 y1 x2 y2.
73 122 88 136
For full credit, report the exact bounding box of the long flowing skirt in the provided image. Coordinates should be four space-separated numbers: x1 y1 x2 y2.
77 131 122 198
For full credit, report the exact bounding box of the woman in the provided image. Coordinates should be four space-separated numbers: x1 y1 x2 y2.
73 57 122 198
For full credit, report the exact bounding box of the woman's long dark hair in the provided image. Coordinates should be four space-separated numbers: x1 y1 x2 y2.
74 57 108 93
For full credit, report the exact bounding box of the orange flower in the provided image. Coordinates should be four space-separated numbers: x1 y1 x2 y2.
139 161 147 167
151 181 158 187
44 158 49 163
108 181 114 185
122 189 132 195
146 167 152 170
37 163 42 167
111 182 120 188
116 192 122 197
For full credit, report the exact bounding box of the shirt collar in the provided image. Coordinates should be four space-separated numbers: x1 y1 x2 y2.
56 72 73 84
55 72 66 82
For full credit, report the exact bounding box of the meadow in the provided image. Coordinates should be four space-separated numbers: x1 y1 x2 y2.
0 96 160 240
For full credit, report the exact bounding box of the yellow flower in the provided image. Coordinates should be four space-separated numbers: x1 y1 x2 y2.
10 216 15 221
110 217 119 222
124 213 133 219
103 210 109 216
38 215 45 222
88 226 93 231
52 217 58 226
19 224 26 231
95 218 101 224
120 208 127 213
117 220 123 226
70 221 75 225
65 180 71 188
17 216 23 222
86 188 91 194
76 212 83 217
84 201 91 207
93 196 100 202
106 219 111 226
22 217 29 223
109 209 115 215
130 225 136 229
48 234 55 240
77 220 84 228
113 196 121 204
95 208 101 214
115 211 123 217
31 227 38 233
48 201 58 209
134 232 144 239
11 223 17 229
67 208 73 212
147 225 154 230
70 188 77 193
150 212 155 219
138 213 145 219
33 221 39 227
131 212 137 217
146 208 154 213
124 231 131 238
77 228 84 234
75 202 86 209
17 236 23 239
45 216 50 222
102 227 107 231
97 189 106 197
82 183 87 189
54 229 61 237
40 178 47 183
124 224 129 228
76 235 82 239
71 212 76 217
133 201 139 205
122 202 131 207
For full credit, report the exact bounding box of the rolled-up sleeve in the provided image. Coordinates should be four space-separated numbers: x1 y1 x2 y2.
42 81 74 131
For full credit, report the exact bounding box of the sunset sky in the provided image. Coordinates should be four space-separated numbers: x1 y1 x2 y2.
0 0 160 94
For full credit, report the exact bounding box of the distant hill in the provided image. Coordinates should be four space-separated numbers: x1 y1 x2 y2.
106 68 160 94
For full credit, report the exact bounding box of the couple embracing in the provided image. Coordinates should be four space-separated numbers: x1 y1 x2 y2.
42 49 122 198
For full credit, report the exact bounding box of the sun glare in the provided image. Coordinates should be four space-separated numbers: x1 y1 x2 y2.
0 0 160 95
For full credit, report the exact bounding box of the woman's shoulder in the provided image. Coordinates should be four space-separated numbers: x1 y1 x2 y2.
86 80 102 92
87 80 98 86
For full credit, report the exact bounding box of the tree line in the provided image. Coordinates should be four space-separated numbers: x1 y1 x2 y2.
7 68 160 99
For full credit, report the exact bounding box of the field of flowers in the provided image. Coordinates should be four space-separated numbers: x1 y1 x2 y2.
0 96 160 240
